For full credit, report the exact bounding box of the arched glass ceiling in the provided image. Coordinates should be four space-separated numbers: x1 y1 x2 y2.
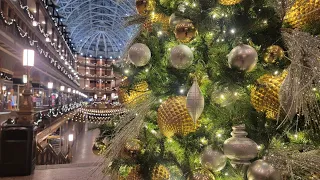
55 0 137 58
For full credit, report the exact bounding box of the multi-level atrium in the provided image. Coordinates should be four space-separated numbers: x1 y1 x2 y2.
0 0 320 180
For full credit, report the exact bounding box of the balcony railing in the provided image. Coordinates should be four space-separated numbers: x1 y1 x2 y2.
0 0 79 86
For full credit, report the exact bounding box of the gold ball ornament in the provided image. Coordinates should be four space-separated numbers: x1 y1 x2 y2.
92 141 106 156
251 71 287 119
152 165 170 180
135 0 155 15
125 139 142 153
174 20 197 43
264 45 284 63
157 96 198 138
284 0 320 29
219 0 243 5
150 13 170 32
119 81 150 105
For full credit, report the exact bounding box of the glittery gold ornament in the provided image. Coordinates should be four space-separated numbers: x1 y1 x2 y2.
151 165 170 180
125 139 142 153
157 96 198 138
264 45 285 63
251 71 287 119
284 0 320 29
189 170 215 180
136 0 155 15
175 20 197 43
119 81 150 105
219 0 243 5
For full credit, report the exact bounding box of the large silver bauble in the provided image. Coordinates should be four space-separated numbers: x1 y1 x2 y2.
201 147 227 172
223 124 258 166
170 44 193 69
169 13 184 28
128 43 151 66
228 44 258 72
247 160 281 180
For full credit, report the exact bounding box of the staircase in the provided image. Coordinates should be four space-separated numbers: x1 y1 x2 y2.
36 143 69 165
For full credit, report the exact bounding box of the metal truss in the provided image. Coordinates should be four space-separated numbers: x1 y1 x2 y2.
56 0 137 58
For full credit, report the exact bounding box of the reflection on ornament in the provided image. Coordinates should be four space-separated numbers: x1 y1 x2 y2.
264 45 284 63
119 81 150 105
170 44 194 69
247 160 281 180
251 71 287 119
175 20 197 43
187 80 204 123
219 0 243 5
157 96 198 138
201 147 227 172
136 0 155 15
189 169 215 180
152 165 170 180
128 43 151 66
228 44 258 72
284 0 320 29
169 13 184 28
223 124 258 167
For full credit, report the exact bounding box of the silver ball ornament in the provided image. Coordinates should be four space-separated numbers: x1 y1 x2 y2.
201 147 227 172
247 160 281 180
228 44 258 72
128 43 151 66
170 44 194 69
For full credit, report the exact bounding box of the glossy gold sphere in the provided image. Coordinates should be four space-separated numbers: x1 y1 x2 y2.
264 45 284 63
174 20 197 43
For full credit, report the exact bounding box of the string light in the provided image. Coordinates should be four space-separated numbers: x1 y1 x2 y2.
230 28 236 34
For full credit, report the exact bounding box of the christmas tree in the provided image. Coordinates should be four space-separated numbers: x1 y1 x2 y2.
99 0 320 179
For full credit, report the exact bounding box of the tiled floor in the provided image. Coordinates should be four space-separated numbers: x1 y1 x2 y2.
0 123 108 180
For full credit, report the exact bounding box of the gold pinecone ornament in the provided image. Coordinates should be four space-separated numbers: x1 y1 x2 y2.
157 96 198 138
251 71 287 119
284 0 320 29
219 0 243 5
151 165 170 180
119 81 150 105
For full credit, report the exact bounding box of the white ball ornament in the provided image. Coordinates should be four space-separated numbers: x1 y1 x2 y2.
170 44 194 69
128 43 151 66
228 44 258 72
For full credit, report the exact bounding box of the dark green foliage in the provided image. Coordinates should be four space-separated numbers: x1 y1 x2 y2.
108 0 320 179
